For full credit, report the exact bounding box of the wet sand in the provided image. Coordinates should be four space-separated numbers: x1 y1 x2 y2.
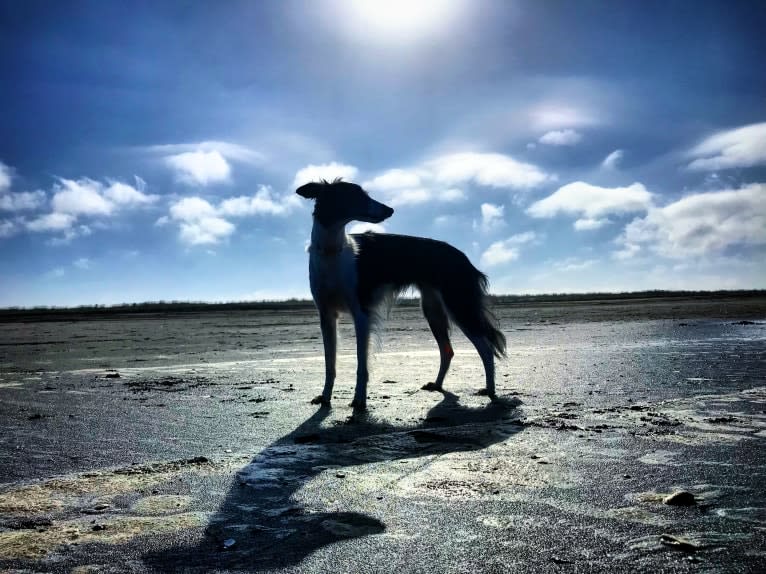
1 296 765 572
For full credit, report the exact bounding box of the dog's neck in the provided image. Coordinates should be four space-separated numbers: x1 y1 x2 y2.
309 218 349 257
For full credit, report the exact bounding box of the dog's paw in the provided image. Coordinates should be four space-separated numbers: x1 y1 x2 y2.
350 399 367 411
311 395 331 406
421 382 442 392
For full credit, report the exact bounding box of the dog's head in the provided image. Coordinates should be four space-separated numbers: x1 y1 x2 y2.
296 179 394 227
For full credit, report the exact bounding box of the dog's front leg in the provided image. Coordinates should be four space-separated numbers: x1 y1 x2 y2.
351 310 370 410
312 310 337 406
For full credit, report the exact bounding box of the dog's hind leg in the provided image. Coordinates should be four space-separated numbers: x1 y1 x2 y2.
465 332 496 399
420 287 454 391
351 309 371 410
312 309 337 406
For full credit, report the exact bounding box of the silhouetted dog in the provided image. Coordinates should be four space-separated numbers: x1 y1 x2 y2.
297 179 505 409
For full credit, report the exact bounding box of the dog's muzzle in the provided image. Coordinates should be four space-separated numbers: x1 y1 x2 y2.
369 202 394 223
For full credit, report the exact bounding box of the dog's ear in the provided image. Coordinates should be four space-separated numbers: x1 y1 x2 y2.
296 182 322 199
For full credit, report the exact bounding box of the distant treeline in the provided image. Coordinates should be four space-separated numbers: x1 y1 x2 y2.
1 290 764 322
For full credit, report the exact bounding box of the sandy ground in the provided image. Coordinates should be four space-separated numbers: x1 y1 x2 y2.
0 296 765 573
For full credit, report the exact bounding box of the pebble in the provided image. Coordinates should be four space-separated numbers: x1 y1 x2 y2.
222 538 236 549
663 491 696 506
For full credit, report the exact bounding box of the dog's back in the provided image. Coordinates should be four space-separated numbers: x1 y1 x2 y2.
352 231 506 358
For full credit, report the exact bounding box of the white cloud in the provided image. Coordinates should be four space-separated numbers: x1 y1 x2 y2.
358 152 551 208
168 196 235 245
46 267 66 278
0 172 156 241
553 257 598 272
573 217 609 231
433 214 457 226
153 141 265 186
73 257 91 270
687 122 766 171
539 129 582 146
104 178 159 206
178 217 235 246
26 212 77 232
0 219 17 238
362 166 469 206
612 242 641 261
166 186 298 246
527 181 653 230
427 152 551 190
480 231 537 267
476 202 505 232
442 188 466 201
165 150 231 186
0 161 11 192
170 197 218 221
529 104 597 130
617 183 766 259
379 187 464 207
219 185 299 217
601 149 624 170
49 177 158 220
348 222 386 234
387 188 432 205
0 190 46 211
47 225 93 246
293 162 359 188
52 178 114 216
149 141 264 164
364 169 422 191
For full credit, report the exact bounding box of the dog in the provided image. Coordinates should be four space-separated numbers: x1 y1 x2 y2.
297 178 506 410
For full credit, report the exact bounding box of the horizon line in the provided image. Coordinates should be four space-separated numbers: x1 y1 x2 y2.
1 288 764 313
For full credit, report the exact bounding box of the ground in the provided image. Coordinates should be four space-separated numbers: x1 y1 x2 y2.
0 296 764 573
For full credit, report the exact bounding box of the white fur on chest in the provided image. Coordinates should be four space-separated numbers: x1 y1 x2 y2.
309 233 359 313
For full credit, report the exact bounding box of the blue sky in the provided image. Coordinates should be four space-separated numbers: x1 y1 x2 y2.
1 0 765 307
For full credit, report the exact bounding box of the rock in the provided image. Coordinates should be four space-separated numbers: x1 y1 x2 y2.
663 491 696 506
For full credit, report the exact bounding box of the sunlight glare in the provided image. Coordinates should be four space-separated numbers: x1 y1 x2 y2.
332 0 466 44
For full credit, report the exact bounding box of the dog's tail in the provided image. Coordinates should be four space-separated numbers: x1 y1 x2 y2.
440 265 506 359
474 272 506 358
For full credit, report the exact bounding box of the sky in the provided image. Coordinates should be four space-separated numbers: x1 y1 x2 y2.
1 0 765 307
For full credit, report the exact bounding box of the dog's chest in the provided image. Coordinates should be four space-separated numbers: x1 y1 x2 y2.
309 248 357 310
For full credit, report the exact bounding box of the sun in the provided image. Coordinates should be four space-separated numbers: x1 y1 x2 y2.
331 0 467 45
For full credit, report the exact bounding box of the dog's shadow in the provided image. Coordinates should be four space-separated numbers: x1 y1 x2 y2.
143 392 522 571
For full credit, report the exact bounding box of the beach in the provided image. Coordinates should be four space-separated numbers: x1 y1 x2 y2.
1 294 765 573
